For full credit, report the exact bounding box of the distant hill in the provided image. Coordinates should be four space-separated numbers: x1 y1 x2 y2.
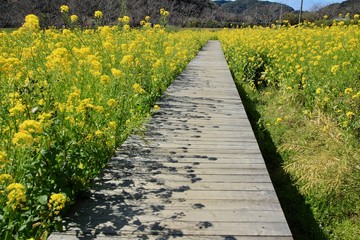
319 0 360 17
301 0 360 22
213 0 233 6
218 0 294 25
221 0 293 15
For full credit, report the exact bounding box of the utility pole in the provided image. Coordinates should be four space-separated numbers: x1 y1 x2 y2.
299 0 303 23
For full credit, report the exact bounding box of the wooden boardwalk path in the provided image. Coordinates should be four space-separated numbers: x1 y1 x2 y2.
49 40 293 239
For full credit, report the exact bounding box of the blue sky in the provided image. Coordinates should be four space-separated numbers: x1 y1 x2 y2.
265 0 344 11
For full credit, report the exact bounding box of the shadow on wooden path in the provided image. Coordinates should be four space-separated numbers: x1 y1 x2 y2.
49 41 293 240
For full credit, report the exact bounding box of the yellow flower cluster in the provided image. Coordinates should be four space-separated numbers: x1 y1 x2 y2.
11 120 43 146
0 12 212 237
0 151 9 168
60 5 69 14
12 131 34 146
160 8 170 16
19 120 43 134
19 14 40 32
0 173 12 184
218 22 358 131
70 15 78 23
111 68 123 78
9 102 26 116
48 193 67 215
45 47 71 73
94 10 103 19
121 54 134 66
6 183 27 210
153 105 160 111
133 83 145 93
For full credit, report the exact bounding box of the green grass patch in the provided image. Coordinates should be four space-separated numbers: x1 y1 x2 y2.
0 28 16 33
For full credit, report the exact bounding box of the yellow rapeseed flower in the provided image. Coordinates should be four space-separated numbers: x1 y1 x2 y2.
331 65 340 75
352 91 360 100
111 68 123 78
76 98 94 113
38 112 52 123
70 15 78 23
6 183 27 210
9 102 26 116
0 151 7 161
160 8 170 16
78 162 84 170
95 130 103 136
94 10 103 19
108 121 117 129
133 83 145 93
0 173 13 184
123 16 131 24
60 5 69 13
100 75 111 85
275 117 283 125
12 131 33 146
123 24 130 31
121 55 134 65
21 14 40 31
107 99 118 107
48 193 67 215
344 88 353 94
346 111 355 118
19 120 43 134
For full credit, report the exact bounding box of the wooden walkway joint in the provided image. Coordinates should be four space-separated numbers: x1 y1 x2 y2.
49 40 293 239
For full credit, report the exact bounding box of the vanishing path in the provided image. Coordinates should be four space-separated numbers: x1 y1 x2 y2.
49 40 293 239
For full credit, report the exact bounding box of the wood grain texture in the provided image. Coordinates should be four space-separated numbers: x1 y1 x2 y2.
49 41 293 239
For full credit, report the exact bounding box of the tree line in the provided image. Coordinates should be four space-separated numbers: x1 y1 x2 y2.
1 0 359 28
0 0 227 28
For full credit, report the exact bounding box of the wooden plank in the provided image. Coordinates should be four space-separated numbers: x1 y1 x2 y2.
95 189 278 201
102 168 269 176
66 210 288 224
124 199 284 211
111 154 267 164
118 221 292 236
49 233 293 240
98 175 272 184
55 222 291 237
118 181 275 191
122 209 287 223
117 161 267 169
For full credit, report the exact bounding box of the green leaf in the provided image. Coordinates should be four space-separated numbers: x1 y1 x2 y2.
38 195 48 205
54 221 63 231
18 223 27 232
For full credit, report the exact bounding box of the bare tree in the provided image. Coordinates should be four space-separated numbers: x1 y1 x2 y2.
253 4 283 26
